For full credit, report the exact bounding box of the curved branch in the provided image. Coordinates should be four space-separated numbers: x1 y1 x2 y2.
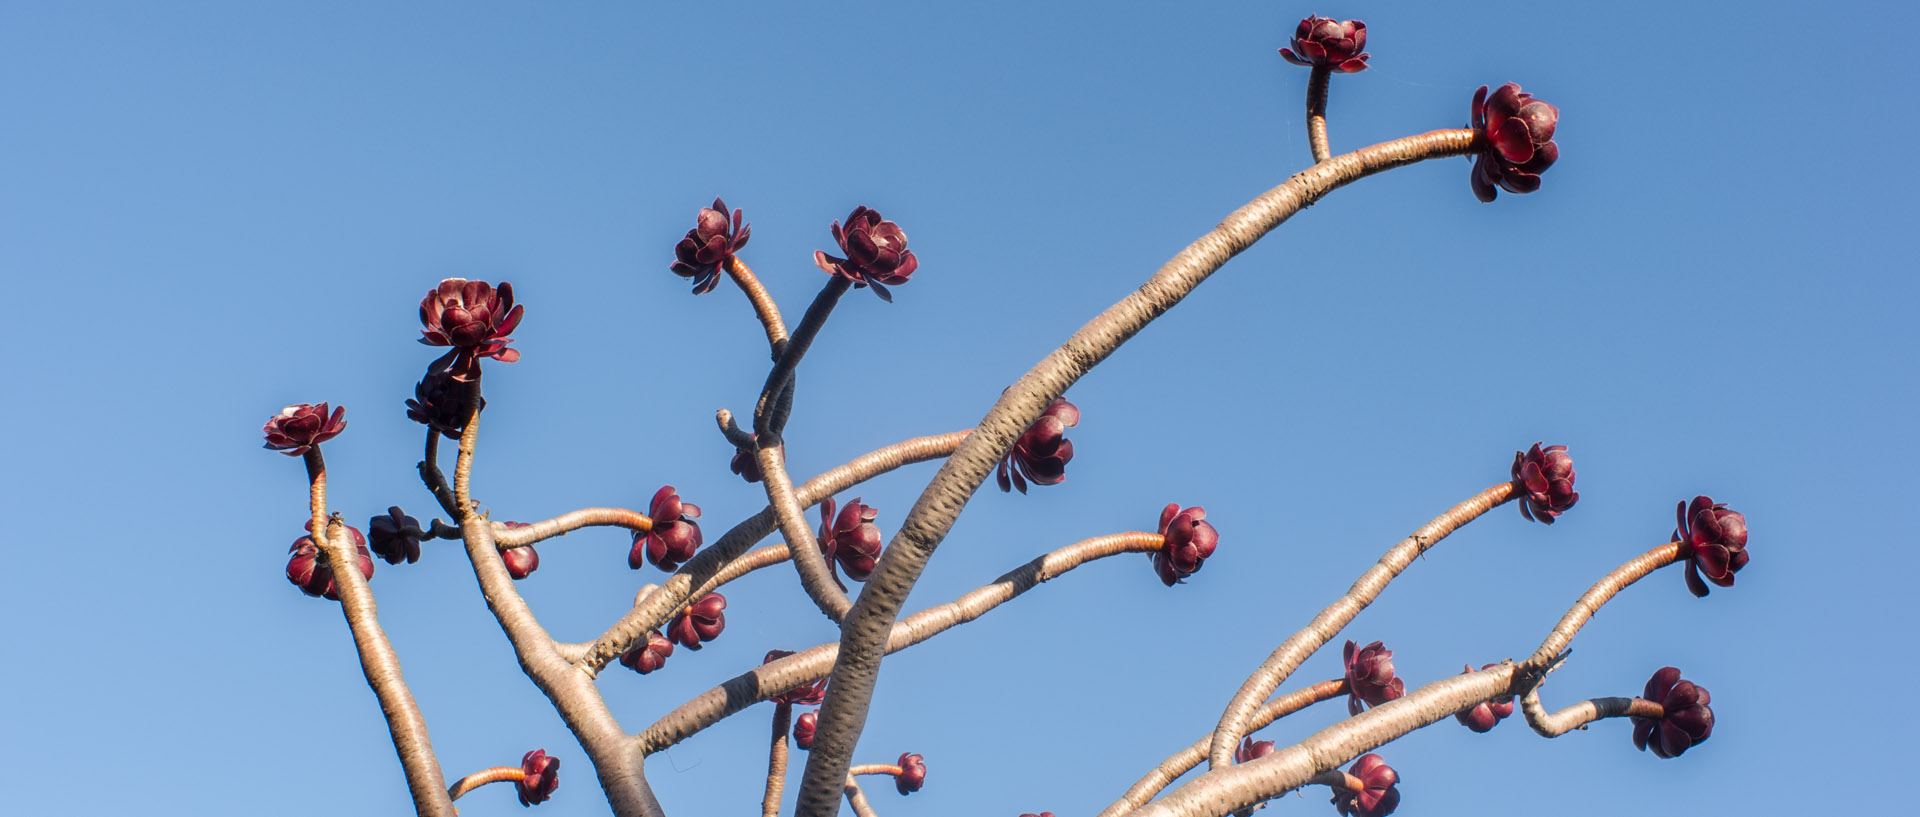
577 430 970 673
447 766 522 801
637 532 1162 754
728 256 790 356
492 507 652 548
755 276 851 439
764 702 794 817
1097 680 1347 817
1207 480 1515 768
794 128 1485 816
759 444 853 621
1521 691 1663 738
843 777 881 817
1526 541 1682 668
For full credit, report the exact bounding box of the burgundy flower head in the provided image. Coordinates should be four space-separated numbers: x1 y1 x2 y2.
670 197 751 295
792 711 818 749
1512 443 1579 524
619 630 674 675
1019 813 1058 817
632 486 703 572
405 369 483 440
1632 666 1714 759
368 507 424 565
818 496 884 588
1455 664 1515 732
1331 754 1400 817
502 544 540 580
1675 495 1748 598
997 398 1079 494
1279 17 1369 73
262 403 347 456
286 521 374 600
894 752 927 795
516 749 560 806
418 278 523 381
813 206 919 302
765 650 829 705
1152 504 1219 586
667 593 727 650
730 434 764 483
1343 640 1406 715
1470 83 1560 203
1236 737 1277 763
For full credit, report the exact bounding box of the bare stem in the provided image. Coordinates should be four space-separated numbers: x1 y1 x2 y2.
1305 65 1333 162
764 702 794 817
843 777 881 817
1521 691 1663 737
453 376 482 518
446 766 524 801
577 430 969 674
728 256 790 356
755 276 852 440
419 430 460 519
1526 541 1683 669
759 444 853 622
492 507 653 548
1207 480 1516 768
637 532 1161 754
793 127 1485 817
1097 680 1348 817
302 450 455 817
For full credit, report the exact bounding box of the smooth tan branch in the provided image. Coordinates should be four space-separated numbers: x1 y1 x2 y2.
1521 691 1663 737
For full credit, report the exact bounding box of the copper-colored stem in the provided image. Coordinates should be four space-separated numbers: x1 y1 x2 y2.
303 447 328 537
1307 769 1364 793
843 777 880 817
728 256 790 356
453 375 483 518
1305 65 1333 162
447 766 525 800
493 507 653 548
1525 541 1684 669
847 763 903 777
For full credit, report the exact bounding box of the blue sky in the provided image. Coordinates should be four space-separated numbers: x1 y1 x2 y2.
2 1 1914 815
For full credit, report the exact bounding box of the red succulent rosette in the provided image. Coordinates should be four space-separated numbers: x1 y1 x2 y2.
813 206 919 301
997 398 1079 494
1152 503 1219 586
1469 83 1560 202
1454 664 1515 732
368 506 424 565
1631 667 1714 759
1330 753 1400 817
670 197 750 295
262 403 347 456
1674 495 1748 597
631 486 703 572
285 521 374 600
667 593 727 650
619 630 674 675
893 752 927 795
792 710 818 749
418 278 523 381
1343 640 1406 715
817 496 884 588
1279 16 1369 73
405 368 484 440
765 650 829 705
1511 442 1578 524
516 749 559 806
1236 737 1277 763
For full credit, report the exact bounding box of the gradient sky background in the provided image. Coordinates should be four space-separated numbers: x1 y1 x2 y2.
3 2 1914 815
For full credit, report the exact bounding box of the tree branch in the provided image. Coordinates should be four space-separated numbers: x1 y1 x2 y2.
764 701 794 817
1206 480 1515 769
728 256 790 357
1521 691 1663 738
1305 65 1333 162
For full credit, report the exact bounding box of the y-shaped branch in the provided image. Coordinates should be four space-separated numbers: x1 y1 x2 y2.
797 128 1485 817
1096 680 1348 817
1133 539 1688 817
577 430 969 674
303 448 455 817
637 532 1162 754
1206 480 1515 768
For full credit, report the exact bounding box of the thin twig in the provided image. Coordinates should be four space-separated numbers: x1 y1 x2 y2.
447 766 523 801
1521 692 1663 738
793 127 1485 817
492 507 652 548
1305 66 1333 162
843 777 881 817
1206 480 1515 769
759 444 853 621
755 276 851 440
637 532 1161 754
728 256 790 357
419 429 459 518
1525 542 1683 669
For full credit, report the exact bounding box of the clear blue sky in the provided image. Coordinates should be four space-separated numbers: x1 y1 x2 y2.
3 2 1913 815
